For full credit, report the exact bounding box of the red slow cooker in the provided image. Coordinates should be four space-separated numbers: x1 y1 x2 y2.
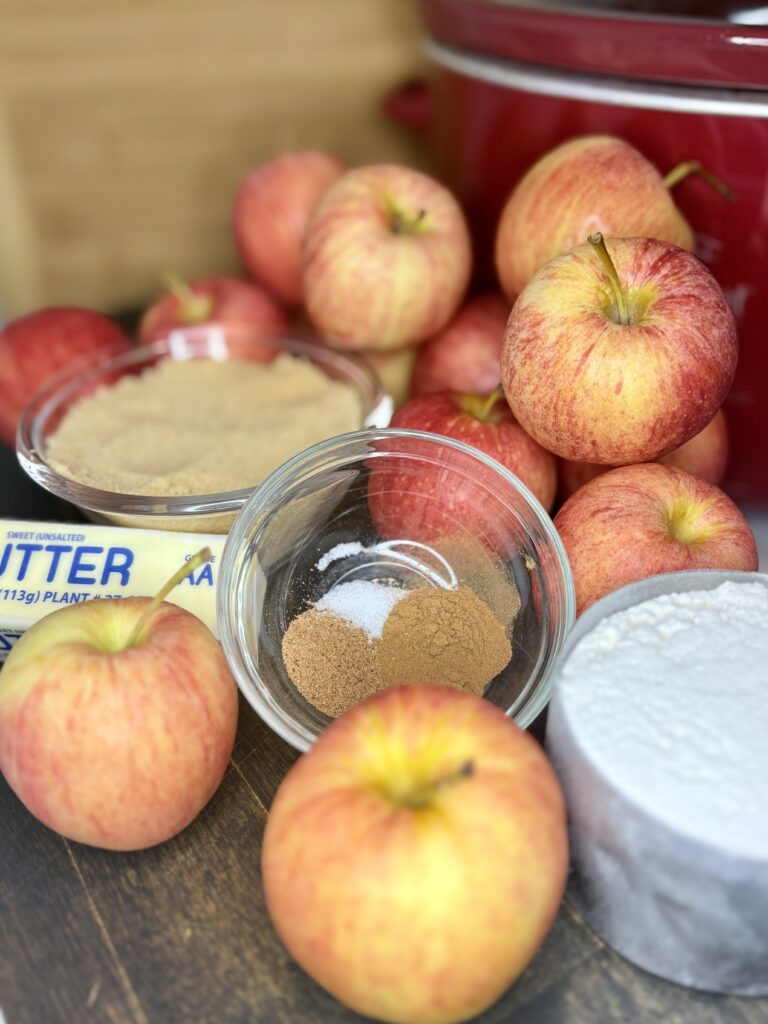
405 0 768 502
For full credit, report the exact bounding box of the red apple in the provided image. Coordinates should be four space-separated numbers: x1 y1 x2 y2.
411 293 509 397
263 685 568 1024
554 463 758 616
556 459 606 504
0 307 130 448
368 391 557 553
558 407 729 501
139 275 289 347
303 164 472 351
0 551 238 850
495 135 695 300
232 149 346 305
396 391 555 510
502 235 737 465
658 405 729 481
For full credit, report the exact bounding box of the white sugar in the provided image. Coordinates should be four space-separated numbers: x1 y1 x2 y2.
559 580 768 859
316 542 364 572
315 580 407 640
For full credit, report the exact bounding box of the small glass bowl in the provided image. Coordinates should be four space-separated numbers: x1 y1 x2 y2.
16 325 392 533
218 428 575 750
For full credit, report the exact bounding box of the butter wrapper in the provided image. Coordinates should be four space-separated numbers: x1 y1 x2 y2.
0 520 224 663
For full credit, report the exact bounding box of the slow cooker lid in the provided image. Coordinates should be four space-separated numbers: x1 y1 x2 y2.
485 1 767 24
420 0 768 89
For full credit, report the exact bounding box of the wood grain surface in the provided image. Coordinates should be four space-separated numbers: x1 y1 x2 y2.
0 0 427 319
2 686 767 1024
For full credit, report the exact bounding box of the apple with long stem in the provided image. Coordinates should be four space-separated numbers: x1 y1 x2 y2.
0 548 238 851
495 135 733 300
502 233 737 465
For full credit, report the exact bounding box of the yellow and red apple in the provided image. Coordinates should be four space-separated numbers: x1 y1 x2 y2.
0 590 238 850
411 293 509 397
554 462 758 615
232 149 346 305
139 275 288 345
393 390 554 510
367 390 557 551
502 235 737 465
657 405 729 481
262 685 568 1024
494 135 694 300
302 164 472 351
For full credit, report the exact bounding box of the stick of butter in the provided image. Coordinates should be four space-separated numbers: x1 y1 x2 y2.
0 519 224 663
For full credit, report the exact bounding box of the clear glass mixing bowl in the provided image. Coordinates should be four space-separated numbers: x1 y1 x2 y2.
218 428 575 750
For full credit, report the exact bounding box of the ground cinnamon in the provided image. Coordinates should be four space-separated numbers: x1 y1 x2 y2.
378 587 511 694
431 533 521 632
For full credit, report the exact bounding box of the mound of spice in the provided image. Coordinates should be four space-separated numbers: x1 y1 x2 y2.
282 582 513 717
281 612 380 719
378 586 511 690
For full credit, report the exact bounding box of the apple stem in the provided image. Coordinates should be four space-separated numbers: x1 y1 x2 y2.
403 760 475 808
662 161 735 202
588 233 630 326
124 547 212 648
162 272 215 323
390 207 427 236
476 386 504 422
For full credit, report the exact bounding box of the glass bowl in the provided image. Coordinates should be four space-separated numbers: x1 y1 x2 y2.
217 428 576 751
16 325 392 533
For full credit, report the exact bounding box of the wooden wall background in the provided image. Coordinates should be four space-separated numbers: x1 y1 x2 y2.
0 0 427 319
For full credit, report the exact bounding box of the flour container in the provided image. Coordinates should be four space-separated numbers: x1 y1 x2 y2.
547 568 768 995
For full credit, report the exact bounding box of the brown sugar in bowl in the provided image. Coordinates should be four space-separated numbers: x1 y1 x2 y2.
17 325 392 533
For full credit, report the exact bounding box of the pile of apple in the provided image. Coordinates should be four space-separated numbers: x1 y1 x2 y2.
0 134 761 1024
228 139 753 614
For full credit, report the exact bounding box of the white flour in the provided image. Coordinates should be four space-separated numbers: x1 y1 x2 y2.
559 581 768 859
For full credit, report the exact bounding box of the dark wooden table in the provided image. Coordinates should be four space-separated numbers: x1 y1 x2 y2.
2 447 767 1024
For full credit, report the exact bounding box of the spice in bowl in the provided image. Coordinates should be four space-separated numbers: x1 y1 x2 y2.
282 577 515 718
45 355 362 497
